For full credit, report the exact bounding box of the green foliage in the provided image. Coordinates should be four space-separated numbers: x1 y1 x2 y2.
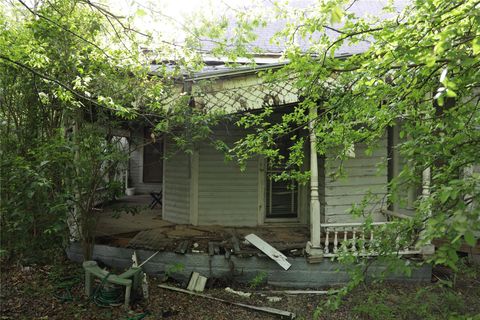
198 0 480 273
0 0 163 262
350 285 472 320
165 263 185 280
189 0 480 314
249 271 268 289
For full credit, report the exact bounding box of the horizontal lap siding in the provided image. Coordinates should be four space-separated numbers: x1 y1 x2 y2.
324 138 388 223
163 139 190 224
198 127 259 226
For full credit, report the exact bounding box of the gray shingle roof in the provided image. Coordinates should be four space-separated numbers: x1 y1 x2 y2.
201 0 407 57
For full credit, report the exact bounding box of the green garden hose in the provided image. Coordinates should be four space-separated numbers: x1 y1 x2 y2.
91 273 124 307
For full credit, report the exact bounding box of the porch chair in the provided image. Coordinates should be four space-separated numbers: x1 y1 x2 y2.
149 191 162 209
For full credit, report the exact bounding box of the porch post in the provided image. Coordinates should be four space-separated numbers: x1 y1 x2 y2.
420 167 435 255
307 105 322 251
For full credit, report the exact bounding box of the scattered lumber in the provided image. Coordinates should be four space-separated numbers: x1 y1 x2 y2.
231 235 241 254
260 290 331 295
158 284 296 319
208 242 221 256
267 296 282 302
187 272 207 292
245 234 291 270
175 240 191 254
225 287 251 298
208 242 215 256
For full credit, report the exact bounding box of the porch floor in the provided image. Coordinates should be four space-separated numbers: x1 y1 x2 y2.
95 195 309 257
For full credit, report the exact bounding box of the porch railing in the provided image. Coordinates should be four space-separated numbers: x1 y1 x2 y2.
320 221 421 258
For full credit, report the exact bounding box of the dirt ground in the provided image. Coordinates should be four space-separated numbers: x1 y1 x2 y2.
1 258 479 320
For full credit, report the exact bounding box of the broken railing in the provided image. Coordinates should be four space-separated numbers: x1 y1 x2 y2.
320 221 421 258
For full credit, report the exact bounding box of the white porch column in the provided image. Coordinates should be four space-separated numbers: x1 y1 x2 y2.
420 166 435 255
308 105 322 250
422 167 431 200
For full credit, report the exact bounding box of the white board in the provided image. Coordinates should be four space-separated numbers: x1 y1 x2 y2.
245 234 291 270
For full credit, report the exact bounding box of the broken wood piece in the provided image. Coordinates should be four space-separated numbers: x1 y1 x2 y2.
138 251 159 268
267 296 282 302
231 235 241 254
245 234 291 270
224 250 231 259
187 272 207 292
208 242 221 255
225 287 251 298
175 240 190 254
158 284 295 319
213 243 220 255
260 290 331 295
208 242 214 256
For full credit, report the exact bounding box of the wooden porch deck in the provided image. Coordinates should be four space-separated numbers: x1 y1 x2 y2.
95 195 309 257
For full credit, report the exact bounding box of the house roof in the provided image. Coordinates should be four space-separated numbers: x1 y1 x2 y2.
152 0 407 80
200 0 407 57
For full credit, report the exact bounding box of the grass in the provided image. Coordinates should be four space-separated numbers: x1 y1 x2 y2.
346 260 480 320
2 256 479 319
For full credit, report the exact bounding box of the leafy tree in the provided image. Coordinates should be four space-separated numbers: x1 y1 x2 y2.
192 0 480 306
0 0 170 261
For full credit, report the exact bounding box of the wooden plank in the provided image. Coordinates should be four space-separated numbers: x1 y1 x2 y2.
187 272 200 291
231 236 241 254
213 242 221 255
208 242 215 256
158 284 296 319
187 272 207 292
245 234 291 270
260 290 331 295
381 209 413 220
175 240 191 254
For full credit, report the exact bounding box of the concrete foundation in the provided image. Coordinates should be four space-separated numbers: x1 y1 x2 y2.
67 243 432 289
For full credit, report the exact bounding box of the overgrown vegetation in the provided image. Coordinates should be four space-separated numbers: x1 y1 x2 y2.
0 0 164 262
1 258 479 319
193 0 480 315
198 0 480 268
0 0 478 317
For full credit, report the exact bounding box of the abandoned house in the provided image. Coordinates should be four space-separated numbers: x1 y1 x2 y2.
68 0 436 287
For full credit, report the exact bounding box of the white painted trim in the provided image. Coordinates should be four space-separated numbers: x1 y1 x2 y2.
257 157 266 225
309 105 322 248
189 149 199 226
264 217 301 223
140 134 145 183
161 137 166 219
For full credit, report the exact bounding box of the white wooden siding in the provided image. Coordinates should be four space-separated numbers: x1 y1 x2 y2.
163 137 190 224
197 127 259 226
324 137 388 223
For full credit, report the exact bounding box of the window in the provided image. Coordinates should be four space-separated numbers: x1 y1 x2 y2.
265 134 299 219
143 129 163 183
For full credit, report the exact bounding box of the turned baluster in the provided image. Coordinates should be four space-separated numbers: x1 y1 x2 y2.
361 231 366 254
333 230 339 253
352 228 357 252
341 227 348 252
369 230 374 253
324 228 330 254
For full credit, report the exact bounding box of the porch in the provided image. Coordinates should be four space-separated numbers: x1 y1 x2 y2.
78 195 433 288
95 195 310 257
